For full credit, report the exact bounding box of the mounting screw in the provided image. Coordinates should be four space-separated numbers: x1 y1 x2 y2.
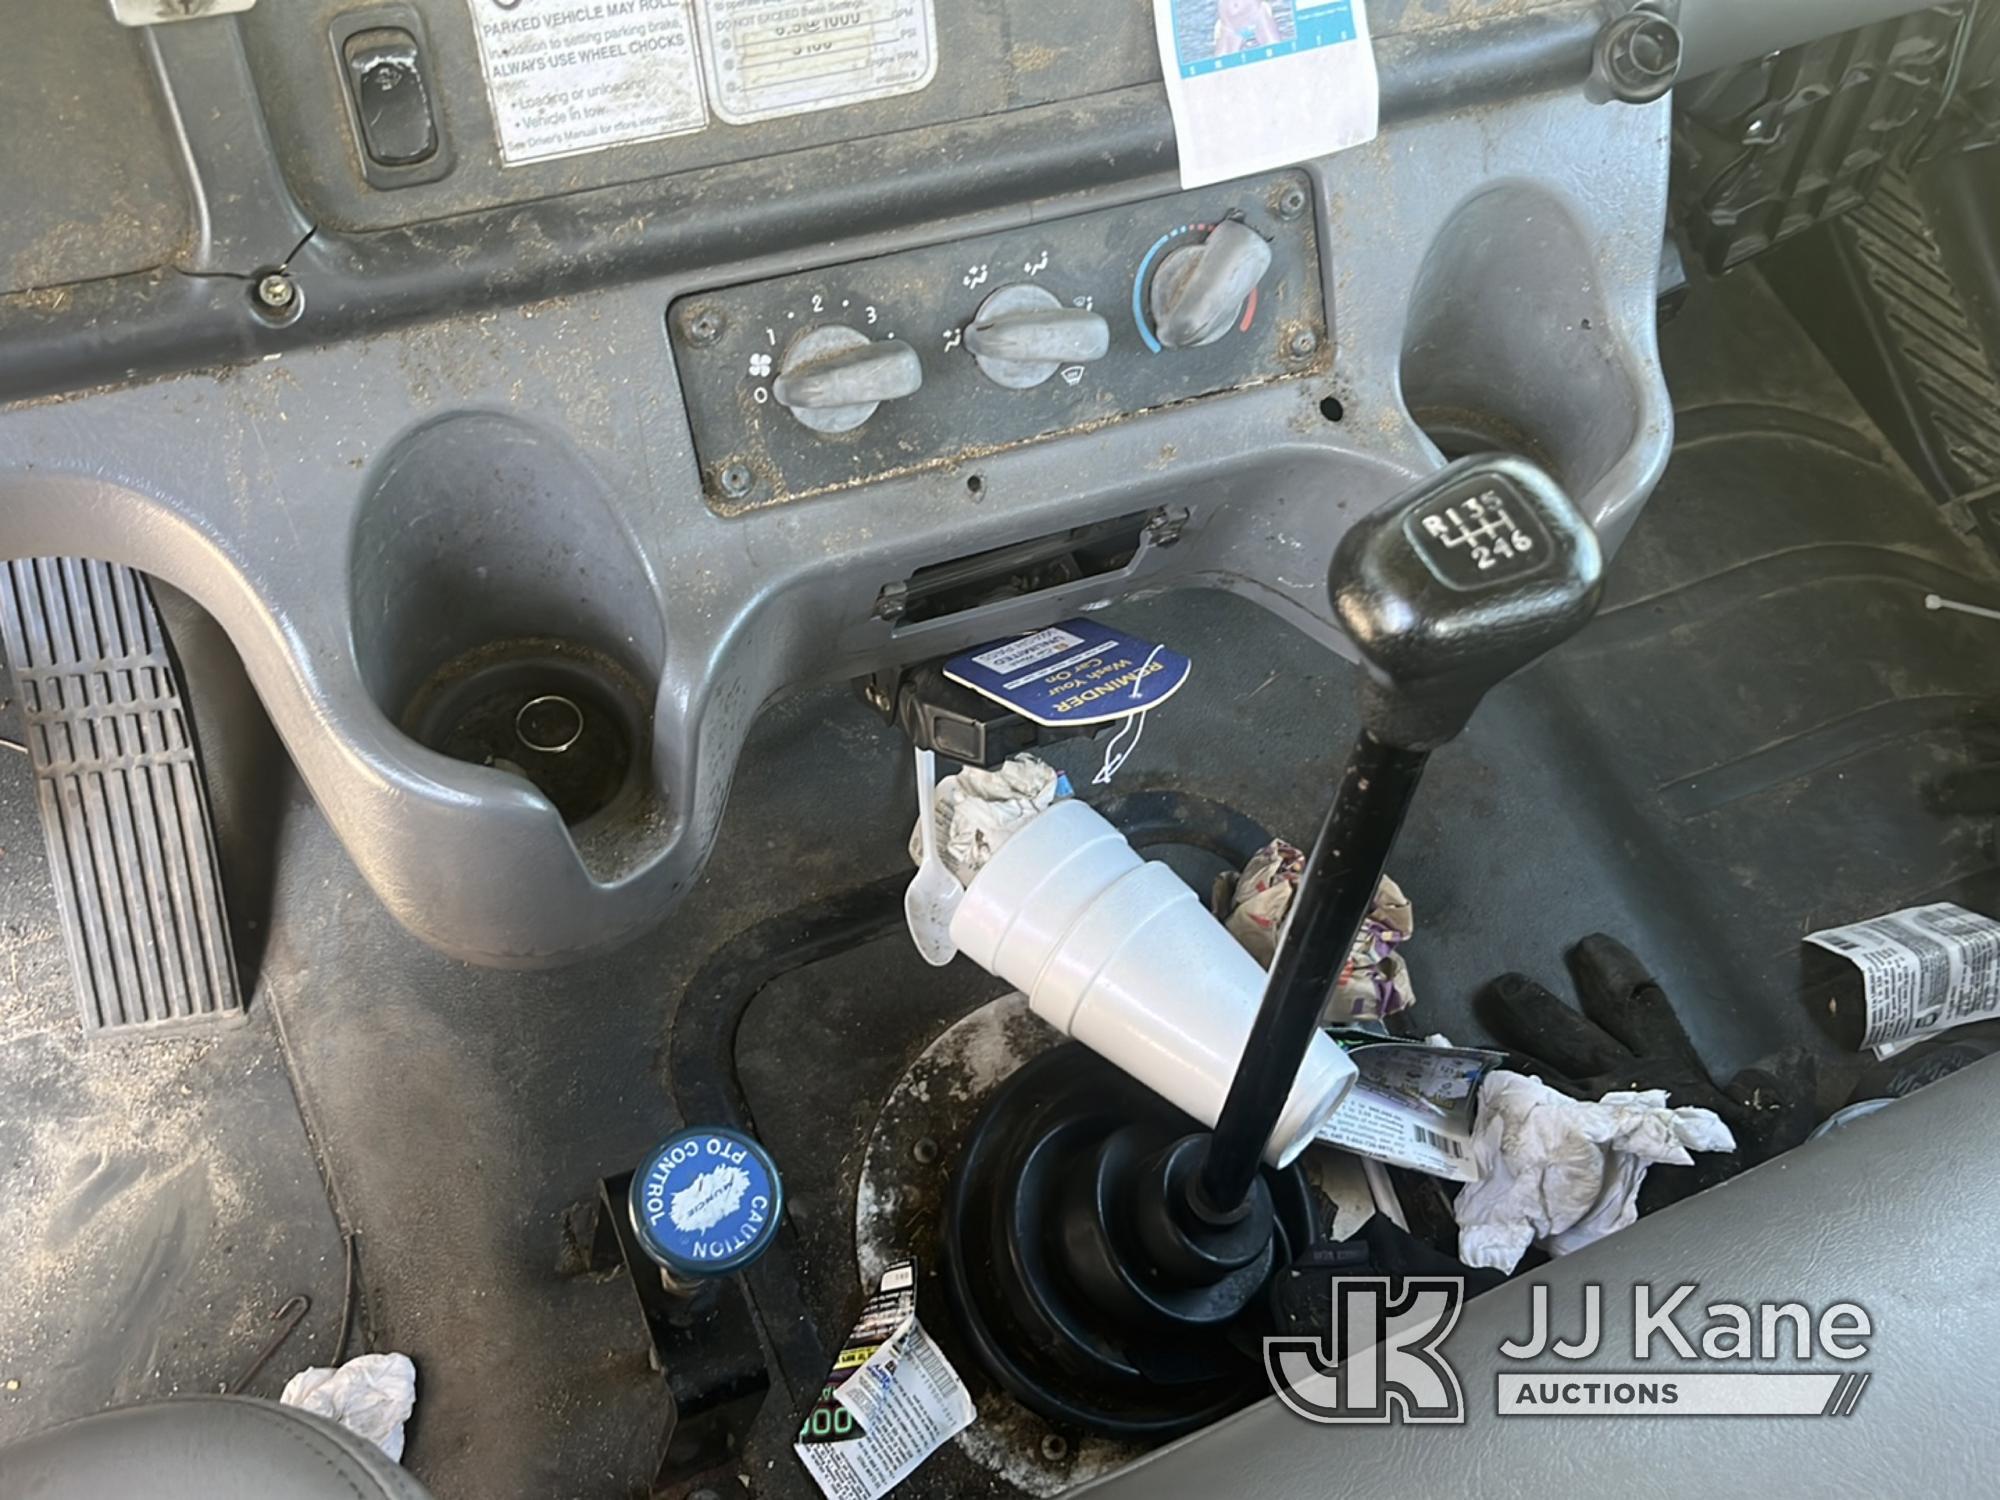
1040 1433 1069 1462
717 463 754 500
1287 328 1320 359
1274 184 1309 221
250 269 303 324
912 1136 939 1165
682 306 726 346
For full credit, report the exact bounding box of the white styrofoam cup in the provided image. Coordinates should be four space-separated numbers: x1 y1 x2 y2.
950 800 1355 1165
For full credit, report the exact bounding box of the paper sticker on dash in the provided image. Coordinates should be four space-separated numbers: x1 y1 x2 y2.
465 0 709 166
1152 0 1380 188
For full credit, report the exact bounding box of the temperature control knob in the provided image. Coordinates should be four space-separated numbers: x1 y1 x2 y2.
1148 218 1273 349
964 285 1111 389
772 325 923 433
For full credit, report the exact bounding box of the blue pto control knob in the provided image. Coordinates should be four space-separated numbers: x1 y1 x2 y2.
629 1127 784 1279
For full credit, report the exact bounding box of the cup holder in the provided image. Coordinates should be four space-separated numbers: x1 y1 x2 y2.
348 413 670 868
401 638 649 828
1399 184 1645 500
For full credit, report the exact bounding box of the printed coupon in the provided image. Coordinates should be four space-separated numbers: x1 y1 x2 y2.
465 0 708 166
699 0 940 125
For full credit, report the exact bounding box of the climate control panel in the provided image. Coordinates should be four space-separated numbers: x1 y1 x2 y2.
669 170 1328 513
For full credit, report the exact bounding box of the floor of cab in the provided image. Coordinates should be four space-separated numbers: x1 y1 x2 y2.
1 264 1995 1498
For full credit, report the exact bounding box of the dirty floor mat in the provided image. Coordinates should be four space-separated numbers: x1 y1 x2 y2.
0 676 347 1443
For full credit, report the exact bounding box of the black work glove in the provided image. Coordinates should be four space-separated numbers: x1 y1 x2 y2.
1477 934 1818 1212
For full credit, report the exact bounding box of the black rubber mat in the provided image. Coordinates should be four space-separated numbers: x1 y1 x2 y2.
1532 265 2000 1086
0 559 242 1036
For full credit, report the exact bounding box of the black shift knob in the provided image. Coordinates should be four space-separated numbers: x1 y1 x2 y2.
1331 453 1604 750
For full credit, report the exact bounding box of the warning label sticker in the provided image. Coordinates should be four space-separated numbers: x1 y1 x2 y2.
465 0 708 166
698 0 940 126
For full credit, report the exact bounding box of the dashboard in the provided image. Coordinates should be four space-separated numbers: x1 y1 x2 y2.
0 0 1895 964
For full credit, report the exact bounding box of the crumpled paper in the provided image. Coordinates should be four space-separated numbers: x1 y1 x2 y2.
1221 839 1417 1021
280 1352 418 1461
907 753 1064 886
1453 1071 1736 1273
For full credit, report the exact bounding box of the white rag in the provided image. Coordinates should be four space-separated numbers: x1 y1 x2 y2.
907 753 1062 886
280 1352 417 1462
1453 1071 1735 1273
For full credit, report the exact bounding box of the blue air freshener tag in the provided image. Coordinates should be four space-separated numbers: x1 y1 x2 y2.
943 620 1191 728
629 1128 784 1278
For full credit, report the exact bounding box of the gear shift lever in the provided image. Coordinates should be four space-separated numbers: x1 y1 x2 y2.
941 455 1603 1438
1196 453 1604 1217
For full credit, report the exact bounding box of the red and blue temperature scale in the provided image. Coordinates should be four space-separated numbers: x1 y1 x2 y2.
1133 222 1261 353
